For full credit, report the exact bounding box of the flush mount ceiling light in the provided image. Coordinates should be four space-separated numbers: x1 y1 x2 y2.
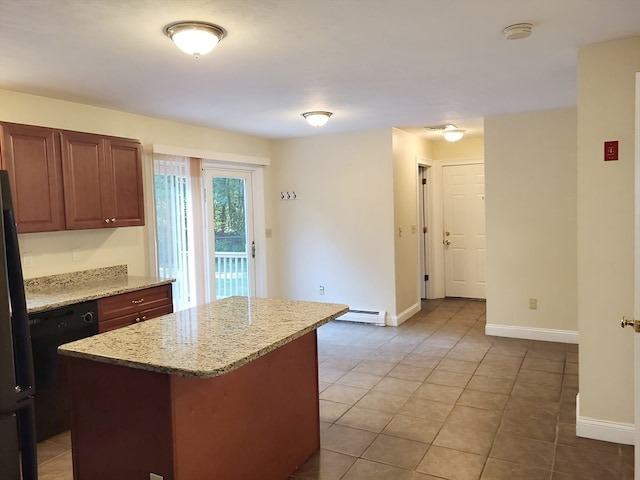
301 111 333 127
442 128 465 142
425 124 466 142
164 21 226 57
503 23 533 40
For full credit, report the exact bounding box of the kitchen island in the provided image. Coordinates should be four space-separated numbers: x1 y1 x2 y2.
58 296 348 480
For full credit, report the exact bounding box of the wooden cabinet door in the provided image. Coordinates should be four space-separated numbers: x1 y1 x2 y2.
106 138 144 227
60 131 110 230
0 122 65 233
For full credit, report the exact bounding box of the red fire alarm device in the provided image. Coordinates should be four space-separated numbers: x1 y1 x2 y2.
604 141 618 161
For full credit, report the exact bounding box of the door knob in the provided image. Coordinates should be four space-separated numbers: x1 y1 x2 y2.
445 239 451 246
621 316 640 333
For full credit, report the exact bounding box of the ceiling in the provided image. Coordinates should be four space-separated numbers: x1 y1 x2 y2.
0 1 639 140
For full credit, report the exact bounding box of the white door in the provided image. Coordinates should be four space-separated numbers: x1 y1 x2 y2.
203 169 256 301
442 163 486 298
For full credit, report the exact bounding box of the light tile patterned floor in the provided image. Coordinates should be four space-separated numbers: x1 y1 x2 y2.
37 298 634 480
290 298 634 480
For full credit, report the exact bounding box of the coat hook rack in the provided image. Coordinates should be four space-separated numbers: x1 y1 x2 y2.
280 191 297 201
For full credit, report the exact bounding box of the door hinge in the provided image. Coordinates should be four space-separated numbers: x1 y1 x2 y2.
423 226 428 234
251 241 256 259
422 178 427 185
424 274 429 281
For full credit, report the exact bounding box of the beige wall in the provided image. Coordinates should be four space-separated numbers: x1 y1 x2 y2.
392 128 431 318
432 136 484 161
270 130 397 317
577 36 640 425
485 107 578 333
0 89 271 278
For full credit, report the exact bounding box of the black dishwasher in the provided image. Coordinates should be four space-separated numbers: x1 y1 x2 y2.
29 301 98 441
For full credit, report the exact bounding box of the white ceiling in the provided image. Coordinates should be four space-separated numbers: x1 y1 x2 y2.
1 1 639 140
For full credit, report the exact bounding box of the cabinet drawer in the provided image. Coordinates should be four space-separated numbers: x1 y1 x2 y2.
99 312 140 333
140 303 174 322
98 284 172 321
98 303 173 334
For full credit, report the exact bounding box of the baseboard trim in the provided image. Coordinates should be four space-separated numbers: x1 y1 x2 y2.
575 393 635 445
485 324 579 344
388 301 421 327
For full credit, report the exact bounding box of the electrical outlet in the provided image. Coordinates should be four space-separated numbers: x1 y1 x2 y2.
72 248 81 262
319 285 325 295
22 252 33 268
529 298 537 310
149 474 163 480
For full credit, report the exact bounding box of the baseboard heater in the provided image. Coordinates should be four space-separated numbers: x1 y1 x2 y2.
337 309 386 326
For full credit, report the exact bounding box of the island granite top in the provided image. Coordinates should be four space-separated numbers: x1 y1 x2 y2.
25 265 174 313
58 296 349 378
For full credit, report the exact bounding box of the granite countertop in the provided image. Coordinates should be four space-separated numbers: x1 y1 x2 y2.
58 296 349 378
25 265 174 313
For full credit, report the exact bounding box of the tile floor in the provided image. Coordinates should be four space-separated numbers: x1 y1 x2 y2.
36 298 634 480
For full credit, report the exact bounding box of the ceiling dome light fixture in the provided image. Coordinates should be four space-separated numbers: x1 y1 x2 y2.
503 23 533 40
442 127 465 142
302 111 333 127
164 21 226 57
425 124 466 142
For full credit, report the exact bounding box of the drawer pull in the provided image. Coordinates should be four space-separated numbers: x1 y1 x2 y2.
131 299 144 304
142 316 147 321
134 317 141 323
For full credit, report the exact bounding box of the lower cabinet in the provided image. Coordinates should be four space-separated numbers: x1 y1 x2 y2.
98 284 173 333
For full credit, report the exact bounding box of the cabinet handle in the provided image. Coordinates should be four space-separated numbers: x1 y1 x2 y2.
134 317 141 323
105 218 110 224
142 316 147 321
111 218 116 222
131 299 144 304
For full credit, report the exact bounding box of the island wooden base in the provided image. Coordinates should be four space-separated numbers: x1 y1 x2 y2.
66 331 320 480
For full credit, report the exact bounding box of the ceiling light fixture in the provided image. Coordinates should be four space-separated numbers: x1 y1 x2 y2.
302 111 333 127
164 21 226 57
425 124 466 142
503 23 533 40
442 128 465 142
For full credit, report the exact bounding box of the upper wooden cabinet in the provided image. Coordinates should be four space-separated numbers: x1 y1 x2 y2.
0 121 144 233
0 123 66 233
60 132 144 229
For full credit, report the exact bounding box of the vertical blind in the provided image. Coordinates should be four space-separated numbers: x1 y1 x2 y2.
153 154 198 311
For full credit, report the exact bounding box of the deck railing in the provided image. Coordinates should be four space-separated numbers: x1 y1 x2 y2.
159 252 249 309
214 252 249 298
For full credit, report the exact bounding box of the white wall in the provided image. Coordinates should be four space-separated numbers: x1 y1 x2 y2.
270 130 397 318
0 89 271 278
392 128 431 320
576 36 639 430
485 108 578 337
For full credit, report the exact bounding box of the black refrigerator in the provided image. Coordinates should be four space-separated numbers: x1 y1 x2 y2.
0 170 38 479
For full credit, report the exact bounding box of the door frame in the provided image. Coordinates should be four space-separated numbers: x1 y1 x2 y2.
418 165 431 299
634 71 639 477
